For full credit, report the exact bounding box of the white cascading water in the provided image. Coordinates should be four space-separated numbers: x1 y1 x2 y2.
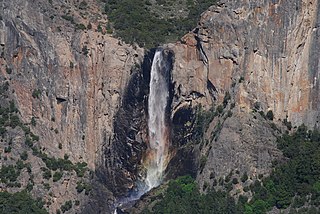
145 49 170 190
114 49 170 213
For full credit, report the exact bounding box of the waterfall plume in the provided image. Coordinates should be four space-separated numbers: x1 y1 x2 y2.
145 49 170 190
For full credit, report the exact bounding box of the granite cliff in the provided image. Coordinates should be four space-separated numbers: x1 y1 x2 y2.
1 0 320 213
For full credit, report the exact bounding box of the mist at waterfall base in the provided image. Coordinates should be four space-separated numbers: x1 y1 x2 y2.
114 49 171 213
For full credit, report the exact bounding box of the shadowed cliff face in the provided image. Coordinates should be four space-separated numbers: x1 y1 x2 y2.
101 49 175 197
103 51 154 197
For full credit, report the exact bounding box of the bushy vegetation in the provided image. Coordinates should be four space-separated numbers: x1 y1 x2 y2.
60 200 72 213
244 125 320 213
0 190 48 214
76 181 92 195
193 106 216 142
104 0 218 48
145 125 320 213
144 175 237 213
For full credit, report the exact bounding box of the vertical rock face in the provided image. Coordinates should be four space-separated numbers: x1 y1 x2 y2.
166 0 320 188
171 0 320 128
1 0 143 167
0 0 143 212
2 0 320 212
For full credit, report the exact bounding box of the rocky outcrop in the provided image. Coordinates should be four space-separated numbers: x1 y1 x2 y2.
3 0 320 212
171 0 320 128
164 0 320 196
0 0 143 212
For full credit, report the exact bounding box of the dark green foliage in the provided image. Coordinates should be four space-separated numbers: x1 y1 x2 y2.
20 151 28 161
41 155 73 171
60 200 72 213
61 15 74 24
76 181 92 195
32 89 41 99
0 165 21 183
79 1 88 10
82 46 89 56
75 23 86 30
106 23 113 34
25 136 34 147
241 172 248 183
6 66 12 74
105 0 218 48
31 117 36 126
151 126 320 213
42 168 52 180
53 171 63 182
4 146 11 153
151 176 237 213
9 115 21 128
266 110 274 120
232 178 239 184
283 118 292 130
239 76 245 83
245 125 320 211
74 162 87 177
217 105 224 114
97 24 102 33
223 91 231 108
0 191 48 214
259 110 266 119
199 155 207 172
31 133 39 141
193 106 215 142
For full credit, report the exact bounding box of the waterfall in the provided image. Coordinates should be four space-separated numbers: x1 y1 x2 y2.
113 49 171 213
145 49 170 190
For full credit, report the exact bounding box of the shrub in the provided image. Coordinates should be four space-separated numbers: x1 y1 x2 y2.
223 91 231 108
266 110 274 120
32 89 41 99
61 200 72 213
53 171 63 182
241 172 249 182
79 1 88 10
217 105 224 114
31 117 36 126
0 191 47 213
232 178 239 185
42 168 52 180
0 165 21 183
199 155 207 172
61 15 74 23
6 66 12 74
20 151 28 161
75 23 86 30
82 46 89 56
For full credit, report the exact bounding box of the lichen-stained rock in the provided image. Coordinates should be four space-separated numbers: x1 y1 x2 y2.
165 0 320 196
0 0 143 213
170 0 320 128
1 0 144 165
